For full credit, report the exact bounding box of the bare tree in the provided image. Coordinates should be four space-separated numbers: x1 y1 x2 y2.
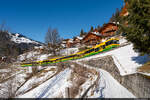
45 27 62 55
45 27 60 44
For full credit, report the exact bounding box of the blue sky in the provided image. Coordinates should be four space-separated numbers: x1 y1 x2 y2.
0 0 124 43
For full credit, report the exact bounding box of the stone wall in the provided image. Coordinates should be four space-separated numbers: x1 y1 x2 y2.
81 55 150 98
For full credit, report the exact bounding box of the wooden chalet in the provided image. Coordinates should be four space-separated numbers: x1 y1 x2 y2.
72 36 83 47
66 39 74 48
82 31 102 45
99 23 118 37
73 36 82 44
61 39 74 48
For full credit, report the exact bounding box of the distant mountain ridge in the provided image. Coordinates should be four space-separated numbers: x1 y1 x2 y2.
0 31 44 60
9 33 44 45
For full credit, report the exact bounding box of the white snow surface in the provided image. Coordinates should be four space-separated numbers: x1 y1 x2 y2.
18 68 72 98
91 69 135 98
37 54 52 61
59 48 79 56
75 62 135 98
18 51 40 61
9 33 39 44
76 44 150 76
76 36 83 40
119 37 128 45
92 32 101 36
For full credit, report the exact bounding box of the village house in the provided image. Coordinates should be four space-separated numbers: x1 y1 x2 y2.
82 29 102 46
99 23 118 37
62 39 74 48
72 36 83 47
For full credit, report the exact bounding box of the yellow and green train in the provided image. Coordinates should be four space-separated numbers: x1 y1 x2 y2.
21 38 120 67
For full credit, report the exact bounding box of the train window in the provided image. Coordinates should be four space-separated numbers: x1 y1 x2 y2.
85 50 89 54
95 48 100 52
89 49 95 53
113 40 119 44
63 55 75 59
106 41 110 46
43 60 49 63
89 48 94 52
102 45 105 49
106 40 113 46
63 56 70 59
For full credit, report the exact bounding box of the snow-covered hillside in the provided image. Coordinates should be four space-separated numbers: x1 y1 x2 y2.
9 33 42 44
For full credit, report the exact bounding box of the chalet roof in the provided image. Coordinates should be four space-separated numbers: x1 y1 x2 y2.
92 32 102 36
76 36 83 40
82 32 102 40
68 39 73 43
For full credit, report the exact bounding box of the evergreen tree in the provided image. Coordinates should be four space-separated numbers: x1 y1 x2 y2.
120 0 150 55
90 26 94 32
109 8 121 23
80 29 84 36
97 25 101 29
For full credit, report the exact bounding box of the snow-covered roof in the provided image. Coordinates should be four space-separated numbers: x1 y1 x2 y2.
68 39 73 43
76 36 83 40
62 41 67 43
92 32 102 36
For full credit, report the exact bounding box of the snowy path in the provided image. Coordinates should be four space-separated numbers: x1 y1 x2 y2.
74 61 135 98
96 69 135 98
18 68 71 98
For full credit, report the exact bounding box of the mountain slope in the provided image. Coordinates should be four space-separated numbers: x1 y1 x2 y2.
0 31 44 61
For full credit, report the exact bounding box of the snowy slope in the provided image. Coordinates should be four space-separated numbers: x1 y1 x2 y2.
9 33 41 44
18 68 72 98
18 67 135 98
76 44 150 76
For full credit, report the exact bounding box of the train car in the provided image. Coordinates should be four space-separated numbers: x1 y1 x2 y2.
21 38 120 67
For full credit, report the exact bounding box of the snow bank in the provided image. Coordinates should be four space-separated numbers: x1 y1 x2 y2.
119 37 128 45
59 48 79 56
